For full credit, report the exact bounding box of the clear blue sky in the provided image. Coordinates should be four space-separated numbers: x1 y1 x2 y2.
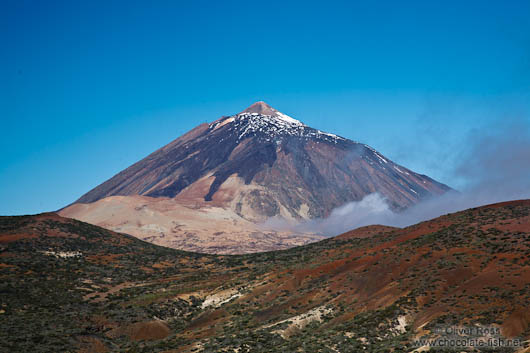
1 0 530 215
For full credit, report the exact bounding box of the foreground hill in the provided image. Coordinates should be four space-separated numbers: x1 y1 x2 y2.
60 101 450 253
2 201 529 352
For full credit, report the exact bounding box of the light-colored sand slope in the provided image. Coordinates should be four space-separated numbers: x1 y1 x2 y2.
59 195 323 254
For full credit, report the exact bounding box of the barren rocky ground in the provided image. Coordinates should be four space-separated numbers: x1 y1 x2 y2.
1 200 529 352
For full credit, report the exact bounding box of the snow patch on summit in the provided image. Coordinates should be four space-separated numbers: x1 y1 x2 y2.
210 108 346 145
275 111 304 126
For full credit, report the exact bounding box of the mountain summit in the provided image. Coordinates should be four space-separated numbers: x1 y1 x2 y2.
238 101 305 126
61 102 451 253
240 101 279 115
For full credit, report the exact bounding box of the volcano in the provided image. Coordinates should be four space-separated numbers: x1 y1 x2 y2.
60 102 451 253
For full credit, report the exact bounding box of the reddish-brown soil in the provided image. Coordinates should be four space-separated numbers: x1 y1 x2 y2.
1 200 529 352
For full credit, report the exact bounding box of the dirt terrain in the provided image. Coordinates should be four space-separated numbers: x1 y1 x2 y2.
2 200 529 352
60 195 324 254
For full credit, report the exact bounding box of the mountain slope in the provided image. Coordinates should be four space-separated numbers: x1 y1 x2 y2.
73 101 450 220
61 101 451 253
2 201 529 352
59 195 324 254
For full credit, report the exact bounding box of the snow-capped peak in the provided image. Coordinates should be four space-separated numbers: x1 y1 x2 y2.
209 101 346 144
239 101 304 126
